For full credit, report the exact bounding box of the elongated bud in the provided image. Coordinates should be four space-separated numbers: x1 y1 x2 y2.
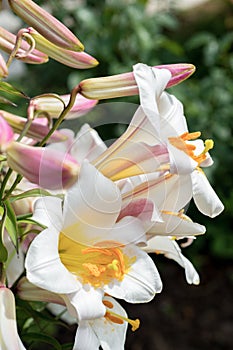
27 28 98 69
6 142 80 190
79 63 196 100
30 93 98 119
0 116 14 152
0 53 8 78
0 110 67 143
8 0 84 52
0 26 48 64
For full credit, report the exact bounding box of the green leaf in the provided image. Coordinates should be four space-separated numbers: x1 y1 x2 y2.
0 81 29 99
21 333 62 350
10 188 63 202
4 200 18 250
0 95 17 106
0 204 8 263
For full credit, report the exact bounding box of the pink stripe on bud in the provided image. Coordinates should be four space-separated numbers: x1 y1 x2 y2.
6 142 79 189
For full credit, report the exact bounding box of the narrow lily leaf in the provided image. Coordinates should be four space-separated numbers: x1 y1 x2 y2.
0 205 8 263
0 81 28 99
0 96 17 106
4 200 18 250
21 333 62 350
10 188 55 202
17 218 46 230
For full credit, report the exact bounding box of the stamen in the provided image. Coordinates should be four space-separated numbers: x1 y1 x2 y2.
202 139 214 154
103 300 114 309
181 131 201 141
105 310 140 331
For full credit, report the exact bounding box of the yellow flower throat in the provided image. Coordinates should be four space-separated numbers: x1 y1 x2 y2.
59 233 134 287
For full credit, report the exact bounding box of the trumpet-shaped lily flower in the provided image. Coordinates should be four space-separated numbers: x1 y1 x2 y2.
25 161 161 322
6 141 80 190
133 63 224 218
0 287 26 349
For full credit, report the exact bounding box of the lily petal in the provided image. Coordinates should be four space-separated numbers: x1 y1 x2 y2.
74 321 100 350
191 169 224 217
25 227 81 293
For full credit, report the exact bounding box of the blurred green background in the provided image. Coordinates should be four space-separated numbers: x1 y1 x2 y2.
1 0 233 349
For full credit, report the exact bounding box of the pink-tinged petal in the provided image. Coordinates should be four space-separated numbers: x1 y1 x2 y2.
25 227 81 293
147 211 206 237
28 28 98 69
104 245 162 302
17 277 65 305
90 296 128 350
63 161 121 244
0 25 48 64
133 64 171 136
74 321 100 350
79 63 195 100
9 0 84 51
144 236 200 285
191 169 224 218
0 115 14 151
6 142 79 190
118 198 155 222
0 288 26 350
71 124 107 162
32 196 63 230
64 288 105 321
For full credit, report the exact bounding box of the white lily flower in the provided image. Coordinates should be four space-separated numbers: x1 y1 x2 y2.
25 161 162 323
144 236 200 285
133 63 224 218
0 287 26 350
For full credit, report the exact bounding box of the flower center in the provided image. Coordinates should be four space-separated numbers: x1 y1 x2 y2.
58 233 133 287
103 300 140 331
168 131 214 165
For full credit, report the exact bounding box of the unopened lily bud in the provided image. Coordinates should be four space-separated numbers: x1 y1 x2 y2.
0 110 67 143
27 28 98 69
0 26 48 64
31 93 98 119
0 53 8 78
6 142 80 190
79 63 195 100
8 0 84 52
0 116 14 152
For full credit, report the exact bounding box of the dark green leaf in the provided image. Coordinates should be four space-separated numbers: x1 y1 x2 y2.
21 332 62 350
0 81 29 99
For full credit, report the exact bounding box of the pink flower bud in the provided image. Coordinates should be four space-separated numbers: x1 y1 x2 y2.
0 26 48 64
27 28 98 69
0 116 14 152
9 0 84 52
1 110 67 143
6 142 80 190
79 63 195 100
30 93 98 119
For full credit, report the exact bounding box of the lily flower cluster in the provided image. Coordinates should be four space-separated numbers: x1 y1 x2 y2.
0 1 224 349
